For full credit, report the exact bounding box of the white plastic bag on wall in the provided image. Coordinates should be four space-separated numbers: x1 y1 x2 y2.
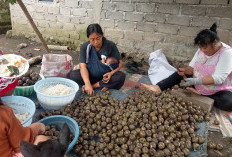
148 49 177 85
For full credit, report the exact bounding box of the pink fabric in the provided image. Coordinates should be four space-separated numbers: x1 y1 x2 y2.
193 47 232 95
0 77 18 96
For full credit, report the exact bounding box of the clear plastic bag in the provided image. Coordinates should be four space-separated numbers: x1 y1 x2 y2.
40 54 73 77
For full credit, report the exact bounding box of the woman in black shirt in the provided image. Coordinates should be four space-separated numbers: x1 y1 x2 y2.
68 24 125 96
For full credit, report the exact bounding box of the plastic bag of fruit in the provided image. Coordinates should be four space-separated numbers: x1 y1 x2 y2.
40 54 73 77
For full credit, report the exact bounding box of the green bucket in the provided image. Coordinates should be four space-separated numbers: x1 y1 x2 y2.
13 85 35 96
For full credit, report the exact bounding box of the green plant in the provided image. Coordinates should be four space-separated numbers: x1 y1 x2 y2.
0 0 16 4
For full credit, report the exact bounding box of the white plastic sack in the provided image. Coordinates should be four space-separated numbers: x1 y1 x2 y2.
148 49 177 85
40 54 73 77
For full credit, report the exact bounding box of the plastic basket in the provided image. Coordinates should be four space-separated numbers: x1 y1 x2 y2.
34 77 79 110
38 115 79 153
13 85 35 96
1 96 36 127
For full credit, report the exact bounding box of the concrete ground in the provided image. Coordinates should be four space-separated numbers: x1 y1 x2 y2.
1 34 232 157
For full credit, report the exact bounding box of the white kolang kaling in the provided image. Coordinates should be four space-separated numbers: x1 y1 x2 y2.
15 112 30 123
40 84 74 96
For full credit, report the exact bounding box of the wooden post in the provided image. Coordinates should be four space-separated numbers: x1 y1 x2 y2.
16 0 51 53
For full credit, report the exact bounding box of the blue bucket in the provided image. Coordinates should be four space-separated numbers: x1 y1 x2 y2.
38 115 79 152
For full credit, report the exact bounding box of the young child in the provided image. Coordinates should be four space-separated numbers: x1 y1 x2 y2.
0 98 47 157
105 57 118 65
101 55 119 71
81 55 120 93
101 57 119 88
101 55 107 64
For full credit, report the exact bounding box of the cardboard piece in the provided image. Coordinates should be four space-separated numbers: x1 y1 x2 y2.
170 89 214 112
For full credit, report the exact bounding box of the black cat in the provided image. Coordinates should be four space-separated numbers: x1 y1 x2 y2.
20 123 70 157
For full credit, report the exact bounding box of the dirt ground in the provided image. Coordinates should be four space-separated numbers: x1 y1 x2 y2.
1 34 232 156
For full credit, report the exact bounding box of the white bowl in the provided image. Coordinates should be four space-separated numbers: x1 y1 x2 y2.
34 77 79 110
1 96 36 126
0 54 29 78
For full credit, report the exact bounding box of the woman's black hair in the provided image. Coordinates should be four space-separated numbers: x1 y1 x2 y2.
194 23 220 47
86 23 103 38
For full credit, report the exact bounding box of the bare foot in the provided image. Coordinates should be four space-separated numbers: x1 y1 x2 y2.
101 87 108 92
186 87 201 95
134 83 142 89
92 82 100 88
140 83 161 92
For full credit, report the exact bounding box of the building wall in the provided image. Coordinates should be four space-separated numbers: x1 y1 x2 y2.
0 2 11 34
10 0 99 48
10 0 232 63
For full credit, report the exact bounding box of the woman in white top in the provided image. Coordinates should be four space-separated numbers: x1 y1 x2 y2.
141 23 232 111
